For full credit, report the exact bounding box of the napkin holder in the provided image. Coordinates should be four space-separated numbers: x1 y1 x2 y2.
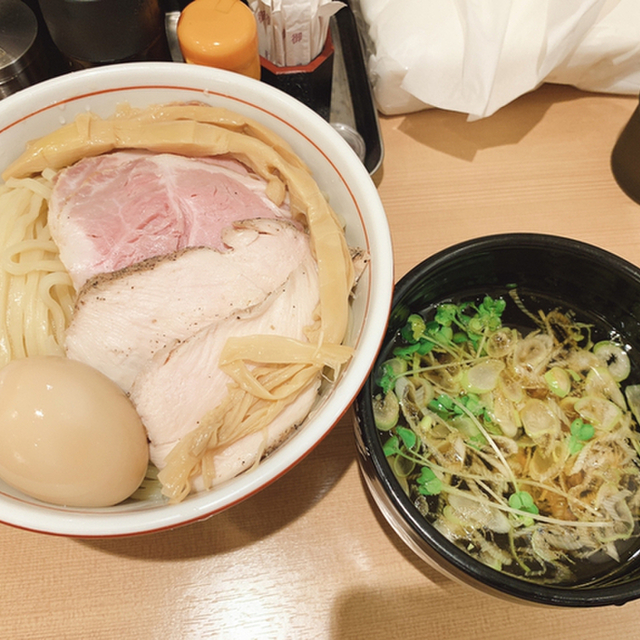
260 32 334 121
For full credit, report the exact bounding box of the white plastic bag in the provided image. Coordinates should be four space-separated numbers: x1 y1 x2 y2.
358 0 640 118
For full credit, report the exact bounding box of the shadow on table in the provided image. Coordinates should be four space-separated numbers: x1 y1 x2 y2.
328 577 623 640
329 580 557 640
395 84 588 162
330 488 502 640
79 410 357 561
355 462 454 590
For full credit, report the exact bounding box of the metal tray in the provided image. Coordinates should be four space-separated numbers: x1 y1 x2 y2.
329 3 383 181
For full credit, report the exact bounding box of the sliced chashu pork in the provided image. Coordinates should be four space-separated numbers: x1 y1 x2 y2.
65 219 311 391
185 380 321 490
130 249 320 480
49 151 289 290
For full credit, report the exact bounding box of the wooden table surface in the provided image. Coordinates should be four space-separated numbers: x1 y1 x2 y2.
3 83 640 640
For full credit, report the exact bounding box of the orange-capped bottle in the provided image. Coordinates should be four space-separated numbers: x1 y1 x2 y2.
177 0 261 80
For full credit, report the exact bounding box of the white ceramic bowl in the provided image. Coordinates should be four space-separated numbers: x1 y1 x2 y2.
0 62 394 537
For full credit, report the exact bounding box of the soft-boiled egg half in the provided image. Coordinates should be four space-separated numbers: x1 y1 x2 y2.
0 356 149 508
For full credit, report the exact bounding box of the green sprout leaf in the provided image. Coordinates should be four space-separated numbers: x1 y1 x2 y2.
434 304 457 327
459 295 507 344
400 314 426 343
428 393 455 418
462 393 484 416
417 466 442 495
378 363 396 395
478 296 506 330
382 435 400 457
509 490 539 526
452 331 468 344
394 297 507 362
417 340 434 355
393 343 421 358
396 426 417 450
509 490 539 514
567 417 595 455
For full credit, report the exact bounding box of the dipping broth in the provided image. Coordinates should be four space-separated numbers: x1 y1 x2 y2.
373 289 640 586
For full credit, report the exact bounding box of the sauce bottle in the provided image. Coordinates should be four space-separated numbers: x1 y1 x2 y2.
177 0 261 80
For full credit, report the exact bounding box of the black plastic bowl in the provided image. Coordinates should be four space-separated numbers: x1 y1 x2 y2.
354 233 640 607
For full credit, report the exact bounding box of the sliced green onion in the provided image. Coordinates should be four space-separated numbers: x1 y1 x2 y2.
373 391 400 431
593 341 630 382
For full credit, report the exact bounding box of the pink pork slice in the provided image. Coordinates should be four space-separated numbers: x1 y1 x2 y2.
48 150 288 290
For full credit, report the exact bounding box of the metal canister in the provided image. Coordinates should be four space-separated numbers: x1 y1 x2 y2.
37 0 171 70
0 0 47 99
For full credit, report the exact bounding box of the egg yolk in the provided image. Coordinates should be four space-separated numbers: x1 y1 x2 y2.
0 356 149 508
